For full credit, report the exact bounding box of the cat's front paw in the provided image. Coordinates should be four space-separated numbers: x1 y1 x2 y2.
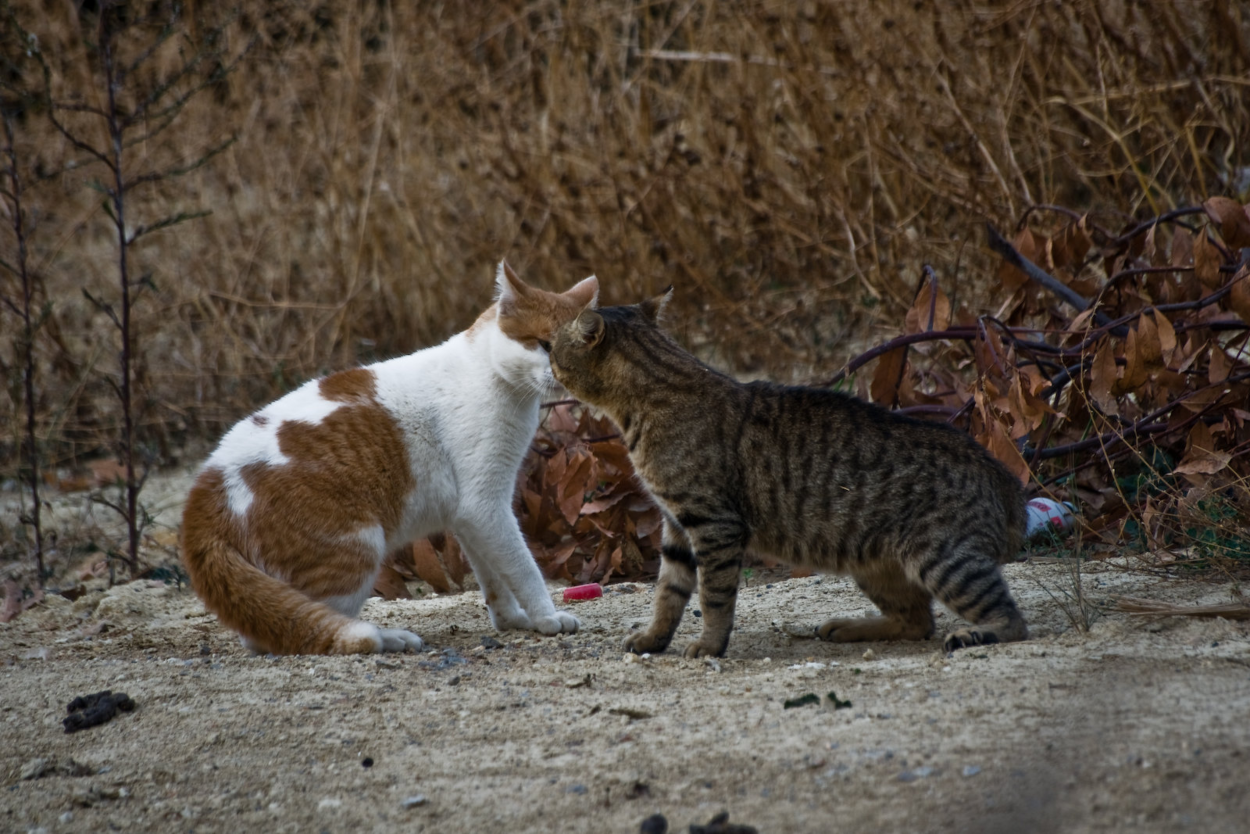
532 610 580 635
682 640 727 659
488 607 533 632
942 627 999 653
622 631 671 655
378 628 424 653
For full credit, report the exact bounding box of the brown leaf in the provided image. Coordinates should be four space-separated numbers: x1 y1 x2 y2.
998 228 1039 293
904 282 952 334
870 346 908 407
442 536 469 588
1175 449 1231 476
1007 373 1050 438
580 488 631 517
1203 197 1250 249
1194 228 1222 290
972 324 1009 380
1209 343 1232 384
1152 309 1177 365
1115 318 1159 395
980 416 1030 485
1048 217 1092 272
558 450 595 524
372 563 413 600
410 539 452 594
1089 341 1119 415
1170 227 1193 268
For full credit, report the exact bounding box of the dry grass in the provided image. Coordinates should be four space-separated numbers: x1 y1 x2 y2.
1 0 1248 476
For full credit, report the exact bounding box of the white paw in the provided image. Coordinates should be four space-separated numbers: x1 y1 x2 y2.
378 628 424 653
488 606 534 632
532 610 580 635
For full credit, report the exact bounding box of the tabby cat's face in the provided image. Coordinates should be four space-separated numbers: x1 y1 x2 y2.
548 309 611 402
549 289 671 405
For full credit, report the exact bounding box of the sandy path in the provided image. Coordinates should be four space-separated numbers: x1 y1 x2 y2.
3 555 1249 833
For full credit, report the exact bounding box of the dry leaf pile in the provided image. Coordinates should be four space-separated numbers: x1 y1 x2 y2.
831 198 1250 566
514 404 663 585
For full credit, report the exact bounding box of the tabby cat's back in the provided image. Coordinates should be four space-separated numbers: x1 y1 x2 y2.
550 293 1028 658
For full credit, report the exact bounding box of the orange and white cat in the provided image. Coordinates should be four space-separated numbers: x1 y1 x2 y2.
181 263 598 654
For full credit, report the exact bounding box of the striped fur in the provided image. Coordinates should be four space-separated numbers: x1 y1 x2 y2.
550 294 1028 658
181 263 598 655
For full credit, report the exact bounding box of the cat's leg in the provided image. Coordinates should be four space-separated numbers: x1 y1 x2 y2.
624 518 696 655
914 539 1029 652
681 518 749 659
454 533 534 632
818 561 935 643
454 517 579 636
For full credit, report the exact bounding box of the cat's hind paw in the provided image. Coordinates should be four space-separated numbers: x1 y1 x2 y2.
682 639 727 659
532 610 580 635
378 628 424 653
622 631 670 655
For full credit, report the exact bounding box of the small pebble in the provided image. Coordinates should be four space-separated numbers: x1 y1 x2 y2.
20 758 49 781
962 765 982 777
566 783 588 795
401 795 427 809
361 757 373 768
317 798 342 811
862 649 876 661
896 770 919 783
480 636 503 650
58 812 73 824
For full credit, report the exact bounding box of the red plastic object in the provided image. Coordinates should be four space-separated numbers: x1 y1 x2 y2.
563 583 603 602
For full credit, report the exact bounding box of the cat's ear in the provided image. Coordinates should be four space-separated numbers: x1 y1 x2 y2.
638 286 673 324
495 261 529 313
575 309 605 347
565 275 599 310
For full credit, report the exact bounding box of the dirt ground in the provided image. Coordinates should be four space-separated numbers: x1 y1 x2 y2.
2 471 1250 834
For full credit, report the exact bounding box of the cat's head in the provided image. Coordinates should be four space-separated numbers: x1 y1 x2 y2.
548 287 672 406
480 261 599 394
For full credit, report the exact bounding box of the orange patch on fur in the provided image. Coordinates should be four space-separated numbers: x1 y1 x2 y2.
242 397 413 598
466 305 499 342
180 377 414 654
499 284 598 348
182 469 363 654
319 367 378 402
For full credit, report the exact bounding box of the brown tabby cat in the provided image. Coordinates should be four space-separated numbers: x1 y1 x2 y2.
549 290 1029 658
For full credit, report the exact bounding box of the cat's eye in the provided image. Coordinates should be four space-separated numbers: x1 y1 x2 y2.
538 340 552 353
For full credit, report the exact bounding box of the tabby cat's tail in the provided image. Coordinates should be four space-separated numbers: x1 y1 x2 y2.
181 471 383 655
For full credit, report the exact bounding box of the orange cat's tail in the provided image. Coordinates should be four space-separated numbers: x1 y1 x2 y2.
180 469 382 655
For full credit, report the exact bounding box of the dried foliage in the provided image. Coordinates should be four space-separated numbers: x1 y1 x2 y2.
2 2 1250 585
836 198 1250 569
516 404 662 584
